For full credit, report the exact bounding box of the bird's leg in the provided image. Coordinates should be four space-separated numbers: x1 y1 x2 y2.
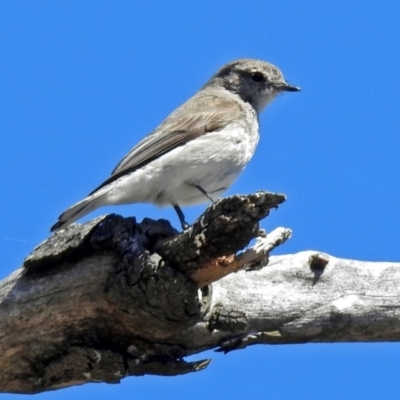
173 204 190 230
172 185 214 230
191 184 215 203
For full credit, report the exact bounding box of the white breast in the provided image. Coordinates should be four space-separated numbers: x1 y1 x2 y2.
104 103 260 207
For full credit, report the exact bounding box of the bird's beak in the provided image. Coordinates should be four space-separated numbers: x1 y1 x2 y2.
275 82 301 92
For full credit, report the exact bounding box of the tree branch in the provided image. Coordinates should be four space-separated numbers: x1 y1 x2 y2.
1 191 399 394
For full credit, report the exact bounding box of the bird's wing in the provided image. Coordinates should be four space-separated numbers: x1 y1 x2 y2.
89 92 244 194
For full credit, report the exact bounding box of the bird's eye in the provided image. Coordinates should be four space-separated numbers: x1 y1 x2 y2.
251 72 265 83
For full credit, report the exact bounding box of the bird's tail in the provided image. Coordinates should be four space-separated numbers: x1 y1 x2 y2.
50 196 101 232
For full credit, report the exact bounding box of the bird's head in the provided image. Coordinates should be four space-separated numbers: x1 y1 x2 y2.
206 58 300 113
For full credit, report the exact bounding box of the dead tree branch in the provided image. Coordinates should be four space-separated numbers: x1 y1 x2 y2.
1 191 399 394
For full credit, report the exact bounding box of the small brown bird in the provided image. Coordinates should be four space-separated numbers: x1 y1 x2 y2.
51 59 299 232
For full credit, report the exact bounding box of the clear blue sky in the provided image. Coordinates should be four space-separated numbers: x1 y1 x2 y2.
1 1 400 399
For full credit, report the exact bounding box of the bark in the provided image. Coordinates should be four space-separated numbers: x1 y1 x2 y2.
1 191 399 394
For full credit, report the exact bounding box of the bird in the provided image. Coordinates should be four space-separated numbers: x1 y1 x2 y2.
51 58 300 232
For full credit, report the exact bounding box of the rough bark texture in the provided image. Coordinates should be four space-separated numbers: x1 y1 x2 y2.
1 191 399 394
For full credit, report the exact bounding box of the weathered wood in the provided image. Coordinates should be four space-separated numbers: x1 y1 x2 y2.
1 191 399 394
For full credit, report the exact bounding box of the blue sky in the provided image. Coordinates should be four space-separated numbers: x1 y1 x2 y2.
2 1 400 399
